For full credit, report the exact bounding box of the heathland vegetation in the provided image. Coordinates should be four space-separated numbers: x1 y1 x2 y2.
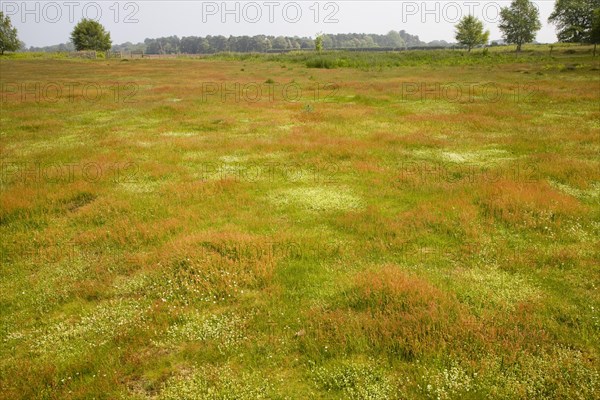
1 40 599 400
1 0 599 399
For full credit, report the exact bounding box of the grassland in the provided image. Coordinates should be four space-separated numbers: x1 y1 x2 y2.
0 45 599 399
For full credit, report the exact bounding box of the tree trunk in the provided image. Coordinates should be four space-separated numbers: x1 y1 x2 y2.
595 43 597 57
517 43 522 52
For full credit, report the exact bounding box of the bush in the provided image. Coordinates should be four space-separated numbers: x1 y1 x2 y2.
306 56 338 69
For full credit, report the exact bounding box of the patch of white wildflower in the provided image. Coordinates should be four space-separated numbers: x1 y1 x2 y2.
549 180 600 202
421 347 599 399
421 362 475 400
269 186 363 212
454 267 541 311
31 299 148 360
152 312 247 353
312 362 395 400
158 365 274 400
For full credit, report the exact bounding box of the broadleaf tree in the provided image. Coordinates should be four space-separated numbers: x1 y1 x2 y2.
0 12 20 55
548 0 600 43
455 15 490 52
499 0 542 51
70 19 112 52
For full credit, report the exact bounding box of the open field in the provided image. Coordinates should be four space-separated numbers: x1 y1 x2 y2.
1 46 599 399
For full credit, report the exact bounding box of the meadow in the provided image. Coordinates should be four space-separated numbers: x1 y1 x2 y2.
0 45 599 399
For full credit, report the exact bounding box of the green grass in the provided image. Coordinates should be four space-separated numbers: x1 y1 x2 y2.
1 45 599 399
206 43 595 69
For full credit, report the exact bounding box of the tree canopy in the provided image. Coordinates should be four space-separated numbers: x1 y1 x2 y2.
70 19 112 52
140 31 422 55
499 0 542 51
548 0 600 42
455 15 490 52
0 12 20 55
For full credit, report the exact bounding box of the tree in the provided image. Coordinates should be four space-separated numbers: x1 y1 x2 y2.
455 15 490 52
251 35 271 52
315 33 324 53
385 30 405 48
272 36 289 50
548 0 600 43
0 12 20 55
70 19 112 51
210 35 228 52
180 36 200 54
198 38 210 53
499 0 542 51
363 35 377 48
590 8 600 55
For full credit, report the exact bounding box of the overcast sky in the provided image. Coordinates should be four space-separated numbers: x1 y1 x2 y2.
3 1 560 47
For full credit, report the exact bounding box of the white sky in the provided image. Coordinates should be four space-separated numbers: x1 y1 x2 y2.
2 1 560 47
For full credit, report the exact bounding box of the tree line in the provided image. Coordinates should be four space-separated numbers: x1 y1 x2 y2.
113 31 424 55
2 0 599 55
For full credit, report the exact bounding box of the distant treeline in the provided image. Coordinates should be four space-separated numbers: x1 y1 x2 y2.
28 31 455 54
136 31 428 54
27 42 76 52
